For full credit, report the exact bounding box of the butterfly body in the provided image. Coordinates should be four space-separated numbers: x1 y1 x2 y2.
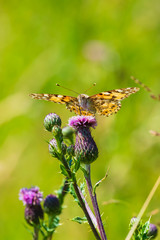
30 87 139 117
77 94 96 114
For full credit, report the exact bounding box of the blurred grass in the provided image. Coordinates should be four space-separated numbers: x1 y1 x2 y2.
0 0 160 239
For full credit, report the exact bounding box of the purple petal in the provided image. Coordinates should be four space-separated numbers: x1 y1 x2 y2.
68 116 97 129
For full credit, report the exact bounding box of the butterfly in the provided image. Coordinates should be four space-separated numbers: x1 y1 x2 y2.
29 87 139 117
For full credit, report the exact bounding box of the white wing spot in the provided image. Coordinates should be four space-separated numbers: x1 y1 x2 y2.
58 95 63 98
116 89 123 93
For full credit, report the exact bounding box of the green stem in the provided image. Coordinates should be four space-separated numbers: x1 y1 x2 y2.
58 179 69 205
78 186 98 229
85 164 107 240
46 215 55 240
60 155 101 240
33 227 39 240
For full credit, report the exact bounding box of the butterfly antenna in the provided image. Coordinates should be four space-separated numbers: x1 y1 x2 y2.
84 83 96 93
56 83 79 95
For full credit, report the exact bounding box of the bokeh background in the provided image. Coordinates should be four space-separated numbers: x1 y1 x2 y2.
0 0 160 239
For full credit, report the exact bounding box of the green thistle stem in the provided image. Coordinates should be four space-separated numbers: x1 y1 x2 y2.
85 164 107 240
60 155 101 240
33 227 39 240
47 215 55 240
58 179 69 205
78 186 98 229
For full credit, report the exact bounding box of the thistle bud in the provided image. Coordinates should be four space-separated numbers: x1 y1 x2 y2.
49 138 67 158
130 217 138 227
25 204 44 225
44 194 61 216
52 125 63 142
44 113 61 132
147 224 158 239
62 126 75 143
68 116 98 164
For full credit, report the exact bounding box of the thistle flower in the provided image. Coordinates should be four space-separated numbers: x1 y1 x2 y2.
44 194 61 216
68 116 98 164
19 187 43 206
44 113 61 132
19 187 44 225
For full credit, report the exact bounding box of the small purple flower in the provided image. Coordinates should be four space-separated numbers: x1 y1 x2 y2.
19 187 43 206
68 116 98 164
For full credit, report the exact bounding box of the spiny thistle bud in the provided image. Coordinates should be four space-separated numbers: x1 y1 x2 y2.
44 113 61 132
49 138 67 158
44 194 61 216
130 217 138 227
62 126 75 143
25 204 44 225
52 125 63 142
147 223 158 239
68 116 98 164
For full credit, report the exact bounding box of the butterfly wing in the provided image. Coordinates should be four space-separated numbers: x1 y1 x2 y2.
90 87 139 101
29 93 77 104
90 87 139 116
30 93 92 115
94 101 121 116
30 87 139 116
66 102 93 115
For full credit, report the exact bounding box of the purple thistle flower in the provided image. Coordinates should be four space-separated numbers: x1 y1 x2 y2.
69 115 97 130
68 116 98 164
19 187 43 206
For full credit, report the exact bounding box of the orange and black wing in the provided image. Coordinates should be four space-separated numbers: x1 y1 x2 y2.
89 87 139 116
90 87 139 101
29 93 77 104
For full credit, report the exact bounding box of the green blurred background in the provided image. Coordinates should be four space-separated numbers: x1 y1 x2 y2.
0 0 160 239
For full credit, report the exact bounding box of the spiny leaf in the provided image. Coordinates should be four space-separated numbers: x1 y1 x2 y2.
80 182 86 197
74 158 80 172
60 164 69 177
80 165 88 176
69 183 81 206
71 216 87 224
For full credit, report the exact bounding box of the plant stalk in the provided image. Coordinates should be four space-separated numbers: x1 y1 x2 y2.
85 164 107 240
60 155 101 240
33 227 39 240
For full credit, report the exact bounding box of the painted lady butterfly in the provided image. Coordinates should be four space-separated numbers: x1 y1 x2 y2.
30 87 139 116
